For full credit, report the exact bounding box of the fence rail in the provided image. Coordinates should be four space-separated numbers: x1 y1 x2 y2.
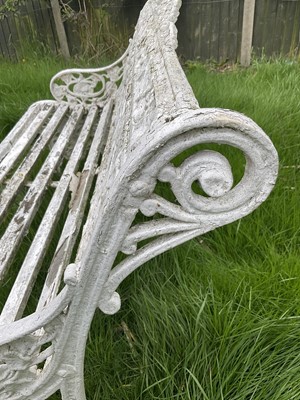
0 0 299 62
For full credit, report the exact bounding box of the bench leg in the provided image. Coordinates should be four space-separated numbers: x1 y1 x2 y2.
60 368 86 400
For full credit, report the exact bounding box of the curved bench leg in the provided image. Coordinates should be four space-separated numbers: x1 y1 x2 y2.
60 371 86 400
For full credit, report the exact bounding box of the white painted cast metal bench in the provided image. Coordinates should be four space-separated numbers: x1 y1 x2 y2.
0 0 278 399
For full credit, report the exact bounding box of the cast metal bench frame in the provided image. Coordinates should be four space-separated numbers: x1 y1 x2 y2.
0 1 278 399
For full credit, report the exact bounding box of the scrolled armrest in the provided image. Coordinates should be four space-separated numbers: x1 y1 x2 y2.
98 108 279 315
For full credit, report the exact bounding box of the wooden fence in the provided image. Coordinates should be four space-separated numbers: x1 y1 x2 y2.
0 0 58 59
0 0 300 62
253 0 300 58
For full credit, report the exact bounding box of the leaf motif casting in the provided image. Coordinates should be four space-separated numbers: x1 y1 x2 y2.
50 50 129 107
0 315 64 399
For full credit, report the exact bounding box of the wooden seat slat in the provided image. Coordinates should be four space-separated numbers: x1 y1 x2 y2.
37 100 114 310
0 106 85 279
0 104 55 184
0 103 44 163
0 104 69 220
0 106 100 324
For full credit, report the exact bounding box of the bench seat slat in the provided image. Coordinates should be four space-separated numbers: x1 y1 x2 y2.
0 104 55 184
0 104 69 220
0 106 85 279
0 103 44 163
0 107 99 323
37 100 114 310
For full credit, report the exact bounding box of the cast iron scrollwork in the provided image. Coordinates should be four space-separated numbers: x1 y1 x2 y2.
0 315 64 400
98 110 278 315
50 49 129 107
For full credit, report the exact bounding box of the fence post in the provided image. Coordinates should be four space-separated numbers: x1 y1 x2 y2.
240 0 256 67
50 0 70 59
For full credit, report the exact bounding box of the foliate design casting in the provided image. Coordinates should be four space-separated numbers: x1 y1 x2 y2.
50 50 129 107
0 315 64 400
0 275 77 400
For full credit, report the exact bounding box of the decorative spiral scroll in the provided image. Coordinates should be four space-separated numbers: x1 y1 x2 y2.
138 113 279 225
50 49 129 107
98 109 278 315
158 150 234 212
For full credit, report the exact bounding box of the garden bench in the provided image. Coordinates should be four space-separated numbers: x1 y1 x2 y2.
0 0 278 399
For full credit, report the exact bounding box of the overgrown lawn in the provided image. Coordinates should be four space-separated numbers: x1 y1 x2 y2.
0 57 299 399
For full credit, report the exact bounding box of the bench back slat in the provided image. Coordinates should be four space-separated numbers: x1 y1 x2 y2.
128 0 198 136
98 0 199 188
0 106 85 280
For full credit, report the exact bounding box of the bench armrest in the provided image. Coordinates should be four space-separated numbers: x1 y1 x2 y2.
98 108 278 314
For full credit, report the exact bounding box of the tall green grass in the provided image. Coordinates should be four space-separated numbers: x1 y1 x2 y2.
0 58 299 399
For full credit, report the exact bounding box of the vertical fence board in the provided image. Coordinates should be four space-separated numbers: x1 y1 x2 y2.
192 2 201 61
228 0 240 61
203 1 212 61
22 0 37 39
1 12 15 58
266 0 278 55
290 1 300 56
47 5 59 54
177 2 190 60
237 0 245 60
0 23 9 58
31 0 58 53
6 12 18 52
273 1 285 56
218 0 230 62
210 1 220 60
0 0 10 58
0 28 4 56
252 0 265 55
283 0 296 55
